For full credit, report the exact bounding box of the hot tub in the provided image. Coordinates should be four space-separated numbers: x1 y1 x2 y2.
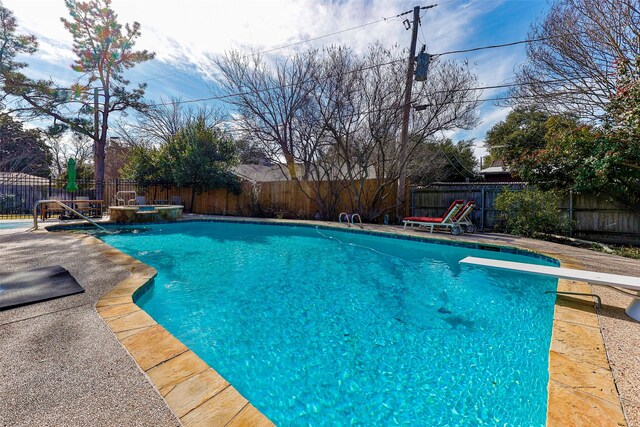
109 205 183 224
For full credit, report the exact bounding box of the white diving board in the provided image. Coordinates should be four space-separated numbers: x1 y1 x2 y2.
459 256 640 321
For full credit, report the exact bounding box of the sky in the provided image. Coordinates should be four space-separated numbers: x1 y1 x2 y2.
5 0 550 160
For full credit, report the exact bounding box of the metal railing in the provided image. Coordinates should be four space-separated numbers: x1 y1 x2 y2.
338 212 363 229
351 213 363 229
338 212 350 226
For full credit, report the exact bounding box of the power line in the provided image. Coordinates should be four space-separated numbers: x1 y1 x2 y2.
432 33 579 57
241 7 424 60
42 71 584 112
437 130 478 177
27 57 407 107
434 37 547 56
145 76 582 109
244 19 388 58
145 58 406 107
302 90 586 119
430 77 580 95
126 9 414 88
411 91 584 109
129 6 443 88
130 14 557 90
438 144 477 177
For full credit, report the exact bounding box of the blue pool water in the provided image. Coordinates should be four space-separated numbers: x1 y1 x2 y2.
0 220 31 229
100 221 558 426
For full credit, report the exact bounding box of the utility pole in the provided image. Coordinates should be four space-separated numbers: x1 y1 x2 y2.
396 6 420 222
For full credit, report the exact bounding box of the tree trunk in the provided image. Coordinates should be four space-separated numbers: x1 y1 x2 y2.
284 152 297 180
190 187 196 213
96 91 110 203
94 139 105 201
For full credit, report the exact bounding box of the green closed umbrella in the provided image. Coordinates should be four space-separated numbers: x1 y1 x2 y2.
66 158 79 192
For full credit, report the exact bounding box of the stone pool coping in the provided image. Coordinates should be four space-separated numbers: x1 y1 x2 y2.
60 217 626 426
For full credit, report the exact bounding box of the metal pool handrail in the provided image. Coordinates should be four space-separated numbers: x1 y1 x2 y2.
338 212 351 227
33 200 109 233
338 212 364 229
351 213 363 229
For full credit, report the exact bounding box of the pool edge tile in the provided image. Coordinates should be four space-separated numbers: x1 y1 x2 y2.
164 368 230 418
146 350 211 396
545 257 626 426
547 380 626 427
180 385 248 426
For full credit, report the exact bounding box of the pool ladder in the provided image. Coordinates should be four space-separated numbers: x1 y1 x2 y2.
338 212 363 229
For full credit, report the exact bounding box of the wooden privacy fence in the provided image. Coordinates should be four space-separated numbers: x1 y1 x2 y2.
138 179 399 221
0 175 397 220
559 192 640 245
411 183 640 245
410 183 527 231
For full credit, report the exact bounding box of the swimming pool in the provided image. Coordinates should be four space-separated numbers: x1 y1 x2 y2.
101 221 558 425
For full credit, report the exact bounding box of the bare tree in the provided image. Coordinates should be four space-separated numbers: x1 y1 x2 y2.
215 50 318 181
114 97 229 147
215 44 479 221
47 131 93 178
509 0 640 121
309 45 479 219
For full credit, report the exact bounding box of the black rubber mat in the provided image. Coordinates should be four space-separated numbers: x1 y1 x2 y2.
0 266 84 310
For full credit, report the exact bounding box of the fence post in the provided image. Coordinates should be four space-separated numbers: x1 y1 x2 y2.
569 190 574 238
410 186 414 217
481 187 485 231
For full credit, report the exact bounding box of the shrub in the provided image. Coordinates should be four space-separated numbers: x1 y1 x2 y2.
0 193 23 214
247 185 305 219
494 188 569 237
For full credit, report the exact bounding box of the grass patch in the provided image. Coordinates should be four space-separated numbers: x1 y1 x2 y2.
537 233 640 260
609 245 640 260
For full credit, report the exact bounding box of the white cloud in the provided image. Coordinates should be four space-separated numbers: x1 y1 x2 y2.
8 0 497 80
6 0 541 159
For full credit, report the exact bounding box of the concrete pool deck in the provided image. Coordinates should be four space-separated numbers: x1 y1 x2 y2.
1 215 639 425
0 230 178 426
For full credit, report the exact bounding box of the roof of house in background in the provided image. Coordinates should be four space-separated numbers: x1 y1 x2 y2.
0 172 50 185
232 164 292 182
232 162 378 182
480 159 511 175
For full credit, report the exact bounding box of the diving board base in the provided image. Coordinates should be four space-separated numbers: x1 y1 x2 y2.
627 297 640 321
459 256 640 322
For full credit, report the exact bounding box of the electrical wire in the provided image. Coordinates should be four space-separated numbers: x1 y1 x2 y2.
430 78 580 95
437 130 478 177
438 144 475 177
244 19 388 58
39 74 585 114
35 25 586 112
133 5 439 88
146 77 583 109
240 6 422 60
446 91 585 105
432 33 580 57
145 58 406 107
433 38 548 56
